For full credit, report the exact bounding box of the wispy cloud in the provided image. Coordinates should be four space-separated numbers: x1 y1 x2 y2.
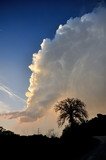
1 7 106 125
0 83 25 103
0 101 10 113
0 83 26 116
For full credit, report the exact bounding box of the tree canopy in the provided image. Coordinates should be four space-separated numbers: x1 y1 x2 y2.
55 98 88 127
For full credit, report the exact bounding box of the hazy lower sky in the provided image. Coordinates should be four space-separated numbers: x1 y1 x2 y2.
0 0 106 135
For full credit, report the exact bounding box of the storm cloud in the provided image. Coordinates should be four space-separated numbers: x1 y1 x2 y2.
4 7 106 122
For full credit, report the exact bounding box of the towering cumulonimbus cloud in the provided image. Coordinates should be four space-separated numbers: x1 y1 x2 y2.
5 7 106 122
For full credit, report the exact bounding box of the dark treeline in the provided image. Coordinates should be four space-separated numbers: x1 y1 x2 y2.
0 98 106 159
0 114 106 158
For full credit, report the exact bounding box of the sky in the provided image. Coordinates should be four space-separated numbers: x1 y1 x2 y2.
0 0 103 98
0 0 106 135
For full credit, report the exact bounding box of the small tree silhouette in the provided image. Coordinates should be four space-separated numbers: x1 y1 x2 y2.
54 98 88 127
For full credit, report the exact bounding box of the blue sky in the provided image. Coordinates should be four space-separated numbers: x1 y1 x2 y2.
0 0 105 100
0 0 106 134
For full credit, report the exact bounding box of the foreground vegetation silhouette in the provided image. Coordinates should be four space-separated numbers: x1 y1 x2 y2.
0 98 106 159
55 98 88 126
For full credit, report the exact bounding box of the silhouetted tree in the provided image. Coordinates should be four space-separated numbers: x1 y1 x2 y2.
0 126 6 132
55 98 88 127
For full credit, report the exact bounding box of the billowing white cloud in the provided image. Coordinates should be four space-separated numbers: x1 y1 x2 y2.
2 7 106 122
